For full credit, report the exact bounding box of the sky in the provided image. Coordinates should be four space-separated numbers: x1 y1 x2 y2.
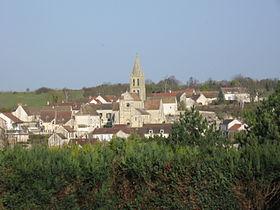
0 0 280 91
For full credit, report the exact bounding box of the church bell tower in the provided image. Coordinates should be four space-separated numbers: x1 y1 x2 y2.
130 54 146 101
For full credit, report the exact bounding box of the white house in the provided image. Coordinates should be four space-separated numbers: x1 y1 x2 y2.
220 119 247 132
138 124 172 138
56 125 76 140
221 87 250 103
75 104 101 138
12 105 41 122
0 112 29 143
200 91 219 104
192 93 208 106
91 127 132 141
48 133 69 147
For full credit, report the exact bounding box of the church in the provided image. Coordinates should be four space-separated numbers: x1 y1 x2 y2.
116 55 165 127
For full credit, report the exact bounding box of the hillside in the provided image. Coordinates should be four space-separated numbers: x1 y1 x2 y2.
0 90 84 110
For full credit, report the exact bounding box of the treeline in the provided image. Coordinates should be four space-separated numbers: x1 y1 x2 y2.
81 76 279 98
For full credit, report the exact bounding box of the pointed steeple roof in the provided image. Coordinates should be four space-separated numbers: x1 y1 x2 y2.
132 54 144 76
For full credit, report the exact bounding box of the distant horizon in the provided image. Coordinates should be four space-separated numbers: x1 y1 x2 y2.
1 1 280 91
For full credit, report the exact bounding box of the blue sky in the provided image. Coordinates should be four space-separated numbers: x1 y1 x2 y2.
0 0 280 91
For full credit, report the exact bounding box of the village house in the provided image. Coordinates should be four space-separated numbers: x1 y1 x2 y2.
48 133 69 147
200 91 219 104
138 123 172 138
91 127 133 141
56 125 76 140
0 112 29 143
221 87 250 103
220 119 247 139
40 110 72 134
148 95 178 116
74 104 101 137
96 103 116 127
12 105 41 123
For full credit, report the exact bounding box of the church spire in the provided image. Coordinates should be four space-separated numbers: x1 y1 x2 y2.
132 54 144 77
130 54 146 101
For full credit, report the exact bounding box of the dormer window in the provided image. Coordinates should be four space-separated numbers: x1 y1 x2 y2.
148 130 153 134
160 129 164 134
126 103 130 107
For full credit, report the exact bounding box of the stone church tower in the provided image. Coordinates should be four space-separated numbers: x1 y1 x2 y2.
130 54 146 101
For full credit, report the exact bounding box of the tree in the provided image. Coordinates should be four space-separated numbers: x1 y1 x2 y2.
217 89 225 104
244 81 280 144
62 88 69 102
170 107 225 147
186 76 198 88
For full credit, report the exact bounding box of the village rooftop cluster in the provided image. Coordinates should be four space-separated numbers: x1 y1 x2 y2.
0 55 256 148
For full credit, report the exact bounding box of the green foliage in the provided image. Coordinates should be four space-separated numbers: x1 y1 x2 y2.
244 81 280 144
0 141 279 209
170 107 225 147
217 89 225 104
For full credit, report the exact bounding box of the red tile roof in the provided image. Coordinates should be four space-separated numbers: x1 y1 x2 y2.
228 124 242 131
144 99 161 110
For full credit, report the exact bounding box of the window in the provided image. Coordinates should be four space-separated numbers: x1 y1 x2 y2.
126 103 130 107
106 113 111 119
149 130 153 134
133 79 135 86
160 129 164 134
137 79 140 86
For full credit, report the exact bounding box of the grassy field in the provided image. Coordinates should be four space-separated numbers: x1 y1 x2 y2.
0 90 84 109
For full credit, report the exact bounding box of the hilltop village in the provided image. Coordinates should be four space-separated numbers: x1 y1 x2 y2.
0 56 257 148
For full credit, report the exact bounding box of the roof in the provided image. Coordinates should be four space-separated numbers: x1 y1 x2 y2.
97 103 113 110
63 125 75 132
135 108 150 115
76 104 98 115
112 102 120 111
222 119 234 126
144 99 161 110
148 92 178 98
138 124 172 135
55 102 83 110
200 91 219 98
191 94 201 101
92 127 133 135
148 96 176 104
228 124 242 132
2 112 22 123
221 87 248 94
56 133 67 139
104 95 119 102
40 110 72 124
22 106 41 116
